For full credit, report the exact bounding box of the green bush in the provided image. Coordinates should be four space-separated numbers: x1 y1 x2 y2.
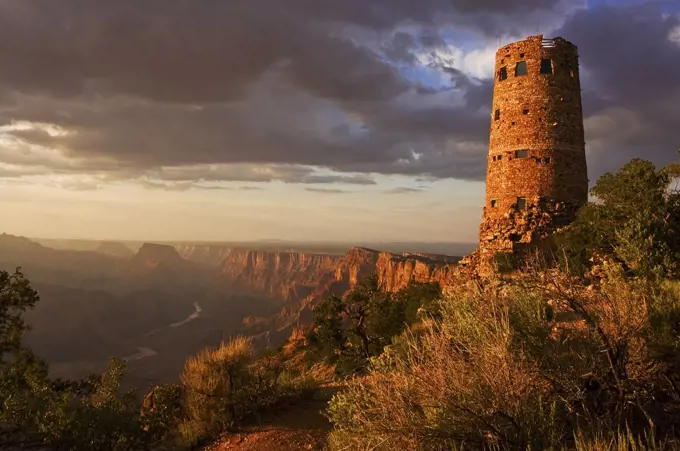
306 277 442 376
40 358 158 451
1 356 162 451
140 383 185 444
558 158 680 280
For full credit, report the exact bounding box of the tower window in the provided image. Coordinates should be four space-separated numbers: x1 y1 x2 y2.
522 109 529 115
540 58 553 74
499 66 508 81
494 109 500 121
515 61 528 76
544 157 551 164
517 197 527 209
515 150 529 158
567 62 576 78
491 200 498 208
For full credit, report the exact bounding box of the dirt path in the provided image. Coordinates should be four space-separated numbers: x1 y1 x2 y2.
204 388 338 451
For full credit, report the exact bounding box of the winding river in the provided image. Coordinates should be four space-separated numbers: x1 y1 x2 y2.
124 302 203 362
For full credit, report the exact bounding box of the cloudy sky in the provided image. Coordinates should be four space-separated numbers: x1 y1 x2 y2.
0 0 677 243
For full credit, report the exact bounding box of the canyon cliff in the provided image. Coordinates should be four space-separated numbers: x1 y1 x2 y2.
176 244 461 305
221 246 462 347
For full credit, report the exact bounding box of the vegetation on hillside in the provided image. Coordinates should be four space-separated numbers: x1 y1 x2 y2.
176 336 318 447
558 158 679 279
326 158 680 450
305 277 441 376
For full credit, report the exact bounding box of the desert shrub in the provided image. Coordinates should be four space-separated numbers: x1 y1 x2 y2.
140 382 185 444
327 265 680 450
494 251 519 274
306 277 442 376
181 336 254 438
572 428 667 451
328 282 562 451
1 356 161 451
39 358 160 451
179 336 319 445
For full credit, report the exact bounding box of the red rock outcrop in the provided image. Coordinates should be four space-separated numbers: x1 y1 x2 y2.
243 247 464 347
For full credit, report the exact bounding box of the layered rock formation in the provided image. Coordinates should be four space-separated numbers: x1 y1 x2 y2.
220 250 341 301
175 245 461 305
240 247 462 347
5 234 469 380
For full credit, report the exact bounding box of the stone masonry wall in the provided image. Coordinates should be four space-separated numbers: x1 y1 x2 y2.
479 34 588 258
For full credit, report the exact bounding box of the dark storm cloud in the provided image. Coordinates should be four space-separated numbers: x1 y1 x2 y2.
384 187 428 194
0 0 551 103
0 0 676 188
0 0 507 183
556 5 680 178
139 181 265 192
304 188 351 194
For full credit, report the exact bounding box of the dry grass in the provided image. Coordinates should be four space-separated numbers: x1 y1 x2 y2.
178 336 321 447
328 284 559 450
180 337 255 444
327 263 680 450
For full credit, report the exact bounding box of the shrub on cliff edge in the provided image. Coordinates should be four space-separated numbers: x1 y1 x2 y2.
179 336 318 447
306 276 442 376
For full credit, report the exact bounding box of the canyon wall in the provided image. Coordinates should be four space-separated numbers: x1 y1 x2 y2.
175 245 461 304
232 246 463 347
219 250 342 301
174 243 464 347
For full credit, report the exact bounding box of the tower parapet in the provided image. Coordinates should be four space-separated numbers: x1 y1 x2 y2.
479 34 588 258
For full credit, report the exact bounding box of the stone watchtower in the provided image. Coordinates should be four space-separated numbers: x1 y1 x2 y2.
479 35 588 258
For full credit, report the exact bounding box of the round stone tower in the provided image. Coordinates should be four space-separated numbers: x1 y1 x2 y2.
479 34 588 257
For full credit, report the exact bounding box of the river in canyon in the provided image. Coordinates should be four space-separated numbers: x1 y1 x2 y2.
126 302 203 362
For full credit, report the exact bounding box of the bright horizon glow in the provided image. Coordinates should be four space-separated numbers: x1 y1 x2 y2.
1 174 485 242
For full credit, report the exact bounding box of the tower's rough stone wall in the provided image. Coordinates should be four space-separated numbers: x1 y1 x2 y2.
479 34 588 259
